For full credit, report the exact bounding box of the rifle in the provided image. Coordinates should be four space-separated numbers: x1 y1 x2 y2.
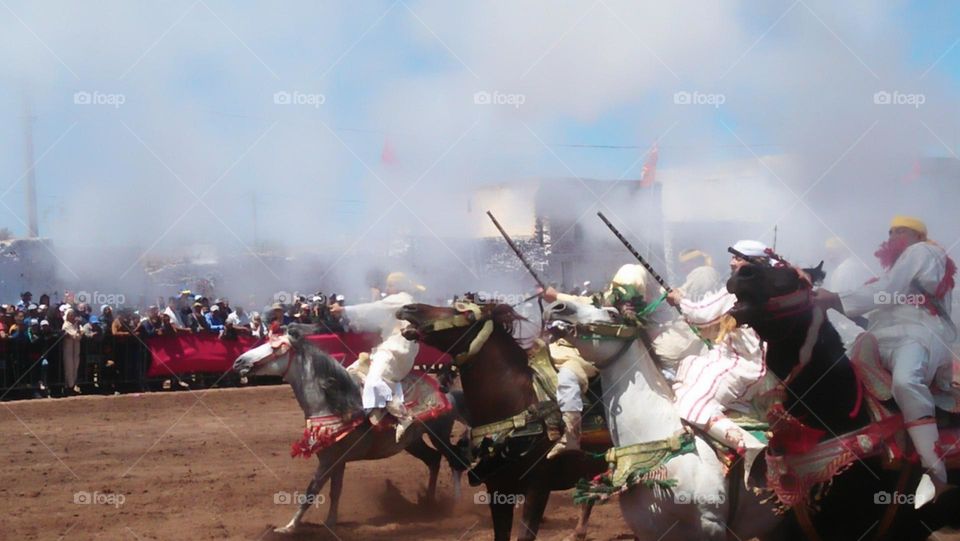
486 211 548 290
596 211 712 349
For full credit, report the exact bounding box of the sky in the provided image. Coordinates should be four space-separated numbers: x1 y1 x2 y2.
1 0 960 298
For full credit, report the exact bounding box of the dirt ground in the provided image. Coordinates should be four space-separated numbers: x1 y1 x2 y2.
0 385 631 540
2 385 958 541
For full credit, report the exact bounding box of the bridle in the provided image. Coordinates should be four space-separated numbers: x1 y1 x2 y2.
406 302 495 366
749 286 824 388
249 334 296 379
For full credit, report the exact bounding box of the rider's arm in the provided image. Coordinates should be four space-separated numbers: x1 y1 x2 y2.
341 292 412 333
840 243 939 318
677 288 736 326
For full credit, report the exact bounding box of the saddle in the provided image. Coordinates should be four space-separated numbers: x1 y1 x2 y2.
290 368 451 458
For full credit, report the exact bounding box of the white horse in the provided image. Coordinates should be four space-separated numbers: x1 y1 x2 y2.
543 298 783 540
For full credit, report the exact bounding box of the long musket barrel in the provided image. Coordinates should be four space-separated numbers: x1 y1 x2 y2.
596 211 712 349
486 211 547 290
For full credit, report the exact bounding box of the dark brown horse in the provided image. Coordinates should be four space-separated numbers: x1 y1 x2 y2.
397 302 605 541
727 263 960 541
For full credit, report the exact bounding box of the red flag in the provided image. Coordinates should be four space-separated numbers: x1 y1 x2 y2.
902 159 921 184
640 143 658 187
381 137 397 166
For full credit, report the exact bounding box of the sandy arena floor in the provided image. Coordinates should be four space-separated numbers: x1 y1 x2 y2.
0 385 633 540
2 385 958 540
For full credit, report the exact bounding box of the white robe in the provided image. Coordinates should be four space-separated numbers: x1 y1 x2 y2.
672 288 766 425
343 292 420 409
824 256 874 294
840 242 956 411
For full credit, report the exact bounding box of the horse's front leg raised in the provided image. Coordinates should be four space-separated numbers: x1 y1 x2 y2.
518 487 550 541
275 458 334 534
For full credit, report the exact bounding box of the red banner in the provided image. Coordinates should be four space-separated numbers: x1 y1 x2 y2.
146 332 450 377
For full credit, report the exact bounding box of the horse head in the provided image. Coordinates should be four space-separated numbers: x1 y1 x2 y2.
232 323 317 378
725 262 819 330
233 323 361 417
396 301 525 362
542 298 637 368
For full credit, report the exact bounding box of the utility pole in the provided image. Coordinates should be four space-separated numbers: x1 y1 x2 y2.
251 192 258 251
22 95 39 238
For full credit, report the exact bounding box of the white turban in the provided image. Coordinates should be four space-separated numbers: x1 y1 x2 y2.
732 239 769 258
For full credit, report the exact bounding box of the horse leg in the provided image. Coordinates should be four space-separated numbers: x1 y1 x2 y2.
405 437 442 502
564 502 593 541
518 487 550 541
275 458 334 534
325 461 346 527
489 499 516 541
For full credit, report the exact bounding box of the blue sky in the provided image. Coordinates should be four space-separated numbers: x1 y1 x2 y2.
0 0 958 255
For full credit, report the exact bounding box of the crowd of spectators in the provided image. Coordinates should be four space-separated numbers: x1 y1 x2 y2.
0 288 349 401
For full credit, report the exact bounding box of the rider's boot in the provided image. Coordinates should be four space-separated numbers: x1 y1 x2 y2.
387 397 413 443
907 419 950 508
547 411 582 459
707 415 765 488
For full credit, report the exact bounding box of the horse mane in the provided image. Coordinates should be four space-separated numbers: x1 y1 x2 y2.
488 303 533 345
288 324 362 415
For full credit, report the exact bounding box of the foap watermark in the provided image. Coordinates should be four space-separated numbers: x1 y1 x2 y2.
475 291 530 305
273 90 326 108
274 490 326 507
873 90 925 109
74 490 125 508
272 291 297 305
474 491 524 506
473 90 526 109
673 90 725 108
73 91 126 109
873 291 925 306
674 491 725 505
75 291 126 308
874 490 914 505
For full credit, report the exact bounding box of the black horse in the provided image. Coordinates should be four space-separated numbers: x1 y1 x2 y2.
727 263 960 541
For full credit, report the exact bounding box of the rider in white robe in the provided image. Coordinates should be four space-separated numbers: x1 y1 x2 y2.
667 240 769 486
334 272 423 441
816 216 956 507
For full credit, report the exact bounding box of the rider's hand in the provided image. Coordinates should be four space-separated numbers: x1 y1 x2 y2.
813 289 843 313
538 286 559 303
666 289 683 307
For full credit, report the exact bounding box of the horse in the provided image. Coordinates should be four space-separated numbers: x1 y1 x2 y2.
727 262 960 541
542 297 784 540
397 302 606 541
232 324 464 534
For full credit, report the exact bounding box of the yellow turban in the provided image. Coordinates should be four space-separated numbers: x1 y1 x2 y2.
890 215 927 237
386 272 426 293
824 237 844 251
678 249 713 268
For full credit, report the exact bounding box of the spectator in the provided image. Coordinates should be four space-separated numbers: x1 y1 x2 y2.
62 309 82 396
163 297 184 328
249 312 267 338
185 303 209 333
16 291 32 310
205 305 225 333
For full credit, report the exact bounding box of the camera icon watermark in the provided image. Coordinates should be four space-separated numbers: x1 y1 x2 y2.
873 90 925 109
673 90 725 109
74 490 125 508
272 291 293 305
674 491 725 505
73 91 126 109
473 90 526 109
273 90 326 108
874 490 913 505
274 490 326 506
473 491 524 507
75 290 126 308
